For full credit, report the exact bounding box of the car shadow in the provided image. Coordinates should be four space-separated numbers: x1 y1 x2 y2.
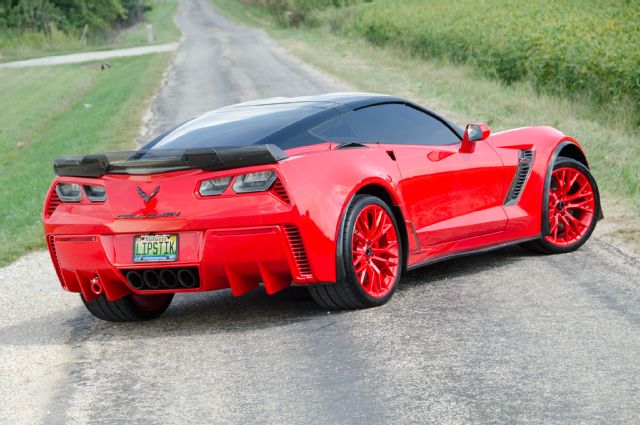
1 245 533 346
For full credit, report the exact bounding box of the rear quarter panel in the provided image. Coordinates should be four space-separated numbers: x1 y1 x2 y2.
281 144 404 282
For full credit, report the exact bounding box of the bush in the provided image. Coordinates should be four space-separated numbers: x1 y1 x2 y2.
0 0 150 35
241 0 360 26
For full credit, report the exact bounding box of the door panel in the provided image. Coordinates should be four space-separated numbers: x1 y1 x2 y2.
393 142 507 247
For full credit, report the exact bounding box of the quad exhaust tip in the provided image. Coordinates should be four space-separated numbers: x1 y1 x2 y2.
124 268 199 290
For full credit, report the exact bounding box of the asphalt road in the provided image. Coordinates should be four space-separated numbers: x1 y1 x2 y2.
2 0 640 423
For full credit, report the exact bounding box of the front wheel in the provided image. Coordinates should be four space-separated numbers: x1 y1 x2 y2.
81 293 173 321
309 195 403 310
524 157 600 254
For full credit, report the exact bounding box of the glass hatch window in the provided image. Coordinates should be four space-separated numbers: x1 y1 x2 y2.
144 104 322 150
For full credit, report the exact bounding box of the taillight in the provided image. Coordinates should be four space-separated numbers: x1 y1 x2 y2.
54 183 107 202
232 171 276 193
198 176 232 196
55 183 82 202
84 185 106 202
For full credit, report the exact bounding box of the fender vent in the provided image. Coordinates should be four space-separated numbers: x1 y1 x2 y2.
284 226 312 278
47 235 65 284
271 178 290 204
505 149 534 206
45 191 62 217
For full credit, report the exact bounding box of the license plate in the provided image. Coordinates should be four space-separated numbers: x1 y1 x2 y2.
133 234 178 262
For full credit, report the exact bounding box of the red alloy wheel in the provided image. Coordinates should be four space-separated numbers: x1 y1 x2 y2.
351 204 400 298
544 167 596 247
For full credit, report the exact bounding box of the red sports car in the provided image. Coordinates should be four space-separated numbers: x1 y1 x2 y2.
43 93 602 321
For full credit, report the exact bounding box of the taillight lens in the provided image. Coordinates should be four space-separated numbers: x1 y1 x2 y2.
84 185 106 202
233 171 276 193
55 183 82 202
199 176 232 196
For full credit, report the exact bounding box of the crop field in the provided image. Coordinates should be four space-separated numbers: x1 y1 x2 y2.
243 0 640 128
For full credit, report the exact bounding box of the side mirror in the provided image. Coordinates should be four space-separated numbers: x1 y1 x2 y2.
460 123 490 153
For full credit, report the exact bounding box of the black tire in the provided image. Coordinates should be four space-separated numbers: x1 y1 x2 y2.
308 195 404 310
81 293 173 322
523 157 600 254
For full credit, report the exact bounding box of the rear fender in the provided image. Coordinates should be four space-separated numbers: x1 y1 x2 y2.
333 178 407 284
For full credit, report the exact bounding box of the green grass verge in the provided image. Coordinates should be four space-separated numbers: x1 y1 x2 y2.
0 0 179 63
212 0 639 214
0 53 171 266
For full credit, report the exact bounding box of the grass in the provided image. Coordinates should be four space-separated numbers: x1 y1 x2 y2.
0 53 171 266
0 0 179 63
211 0 640 215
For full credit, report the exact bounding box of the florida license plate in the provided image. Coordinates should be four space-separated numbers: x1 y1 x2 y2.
133 234 178 262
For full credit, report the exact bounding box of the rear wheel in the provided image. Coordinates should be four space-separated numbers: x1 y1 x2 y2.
81 293 173 321
309 195 403 310
524 157 599 254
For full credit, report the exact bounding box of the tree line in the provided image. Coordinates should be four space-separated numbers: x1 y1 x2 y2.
0 0 150 35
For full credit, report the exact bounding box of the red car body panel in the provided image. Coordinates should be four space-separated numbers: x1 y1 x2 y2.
43 95 589 303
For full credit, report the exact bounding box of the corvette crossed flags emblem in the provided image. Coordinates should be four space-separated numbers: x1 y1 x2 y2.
137 186 160 204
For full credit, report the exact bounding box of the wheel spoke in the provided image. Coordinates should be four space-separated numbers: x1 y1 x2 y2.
371 256 398 267
369 262 382 293
549 215 559 240
564 184 592 202
359 267 368 286
556 170 566 196
370 223 392 243
372 244 399 258
566 197 594 211
564 212 587 229
559 215 575 239
351 203 399 298
566 171 580 195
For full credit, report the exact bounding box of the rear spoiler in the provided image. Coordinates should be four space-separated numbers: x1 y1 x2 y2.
53 144 288 177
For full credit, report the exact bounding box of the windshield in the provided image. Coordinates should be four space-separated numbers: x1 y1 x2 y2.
143 104 323 150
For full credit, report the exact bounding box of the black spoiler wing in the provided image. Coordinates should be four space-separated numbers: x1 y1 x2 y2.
53 144 289 177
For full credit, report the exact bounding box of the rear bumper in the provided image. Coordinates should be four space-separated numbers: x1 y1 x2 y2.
47 225 315 302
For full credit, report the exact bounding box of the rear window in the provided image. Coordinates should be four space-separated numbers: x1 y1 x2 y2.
144 104 322 150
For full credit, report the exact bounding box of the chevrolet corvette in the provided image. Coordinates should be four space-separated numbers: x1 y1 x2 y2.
43 93 602 321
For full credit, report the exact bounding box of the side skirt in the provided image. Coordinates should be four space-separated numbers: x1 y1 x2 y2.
406 236 539 271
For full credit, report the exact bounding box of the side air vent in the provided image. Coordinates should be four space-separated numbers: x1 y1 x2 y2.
284 225 312 278
45 191 62 217
505 149 534 206
271 178 290 204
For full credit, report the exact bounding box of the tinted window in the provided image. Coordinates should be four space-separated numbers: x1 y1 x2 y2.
144 104 322 150
310 104 460 145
